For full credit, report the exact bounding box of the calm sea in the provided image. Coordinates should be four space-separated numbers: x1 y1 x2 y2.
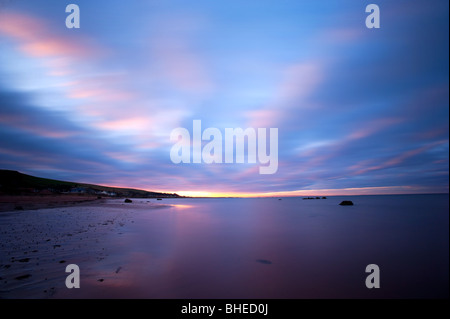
95 194 448 298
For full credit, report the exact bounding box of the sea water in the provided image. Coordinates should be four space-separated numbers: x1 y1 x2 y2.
1 194 448 298
98 194 448 298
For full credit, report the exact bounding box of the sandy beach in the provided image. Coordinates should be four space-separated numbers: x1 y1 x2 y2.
0 195 102 213
0 199 169 298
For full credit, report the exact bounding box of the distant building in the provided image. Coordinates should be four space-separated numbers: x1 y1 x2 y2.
70 187 87 193
97 190 117 196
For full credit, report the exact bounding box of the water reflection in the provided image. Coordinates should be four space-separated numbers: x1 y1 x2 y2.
58 195 449 298
169 204 193 209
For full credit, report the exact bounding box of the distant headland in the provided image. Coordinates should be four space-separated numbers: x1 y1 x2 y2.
0 169 181 199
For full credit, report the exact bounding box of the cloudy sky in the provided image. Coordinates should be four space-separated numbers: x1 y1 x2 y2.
0 0 448 196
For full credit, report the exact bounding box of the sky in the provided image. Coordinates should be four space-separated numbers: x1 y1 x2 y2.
0 0 448 197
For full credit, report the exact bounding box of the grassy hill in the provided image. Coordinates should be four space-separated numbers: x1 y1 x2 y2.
0 170 180 198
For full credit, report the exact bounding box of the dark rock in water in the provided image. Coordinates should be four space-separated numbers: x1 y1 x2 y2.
98 278 104 282
15 274 32 280
256 259 272 265
157 198 162 201
278 198 282 200
339 200 354 206
18 258 30 262
322 197 327 199
315 197 320 199
59 260 66 263
97 196 102 199
14 206 24 211
124 198 132 203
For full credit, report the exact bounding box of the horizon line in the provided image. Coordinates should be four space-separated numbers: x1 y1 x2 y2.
2 169 448 198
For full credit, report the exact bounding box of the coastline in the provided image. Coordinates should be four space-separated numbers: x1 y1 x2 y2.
0 198 168 298
0 194 104 213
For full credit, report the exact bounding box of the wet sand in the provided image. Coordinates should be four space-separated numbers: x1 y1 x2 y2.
0 199 168 298
0 195 102 213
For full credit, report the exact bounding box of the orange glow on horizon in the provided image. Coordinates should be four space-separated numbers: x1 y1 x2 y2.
171 185 445 197
81 182 447 198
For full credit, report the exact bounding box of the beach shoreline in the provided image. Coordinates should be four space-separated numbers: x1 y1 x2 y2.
0 198 168 298
0 195 114 213
1 195 448 299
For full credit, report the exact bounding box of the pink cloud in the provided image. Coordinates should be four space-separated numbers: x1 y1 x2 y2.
0 12 45 40
0 147 33 158
96 117 154 133
0 114 77 139
247 61 323 128
0 11 208 150
151 37 213 95
68 87 135 102
418 126 449 140
278 63 323 102
296 117 403 162
246 109 280 128
319 27 365 44
351 140 448 176
347 117 404 141
0 11 96 59
287 117 408 180
384 141 445 167
104 152 143 164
